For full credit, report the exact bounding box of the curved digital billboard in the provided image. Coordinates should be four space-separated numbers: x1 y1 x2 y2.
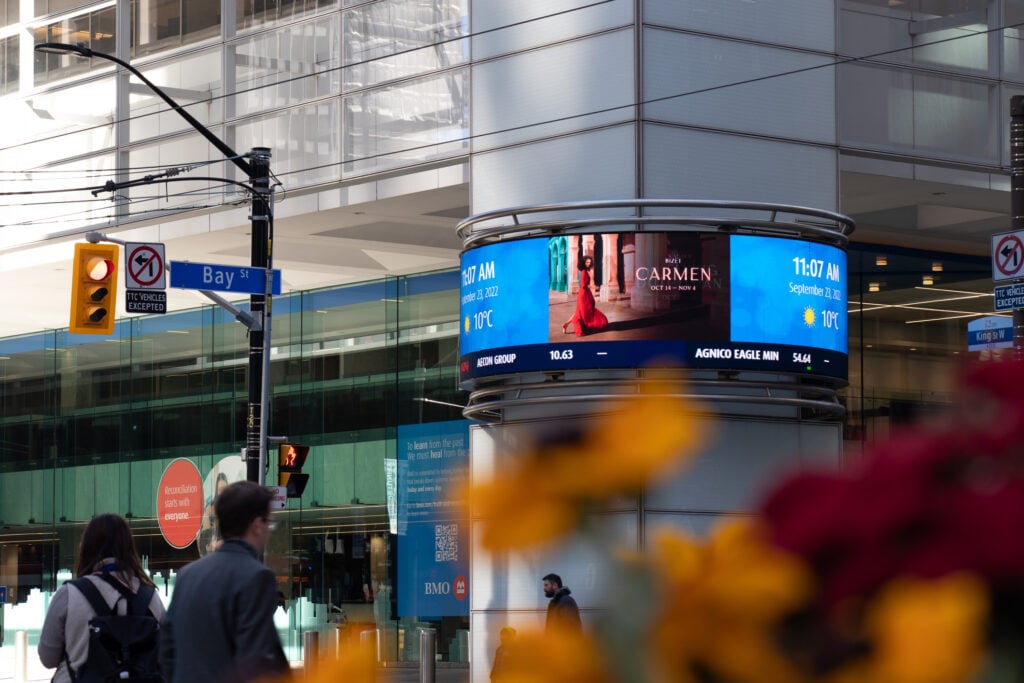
459 232 847 385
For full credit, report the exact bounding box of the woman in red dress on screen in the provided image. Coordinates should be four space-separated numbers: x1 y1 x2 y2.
562 255 609 336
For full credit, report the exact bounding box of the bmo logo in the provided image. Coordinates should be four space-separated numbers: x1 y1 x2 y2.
425 581 451 595
454 575 468 601
424 575 469 600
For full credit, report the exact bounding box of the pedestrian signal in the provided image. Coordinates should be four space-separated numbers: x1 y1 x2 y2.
70 243 119 335
277 443 310 498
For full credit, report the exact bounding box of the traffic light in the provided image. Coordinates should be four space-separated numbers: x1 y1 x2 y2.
69 242 119 335
278 443 310 498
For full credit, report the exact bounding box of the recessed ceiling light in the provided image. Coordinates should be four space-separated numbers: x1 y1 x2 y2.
922 275 934 286
869 282 881 292
875 256 888 267
932 261 943 272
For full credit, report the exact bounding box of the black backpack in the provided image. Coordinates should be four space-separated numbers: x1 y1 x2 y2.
65 574 163 683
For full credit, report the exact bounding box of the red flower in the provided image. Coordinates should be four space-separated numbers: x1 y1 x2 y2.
760 392 1024 607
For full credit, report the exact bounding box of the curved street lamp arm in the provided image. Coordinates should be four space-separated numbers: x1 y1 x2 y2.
34 42 254 178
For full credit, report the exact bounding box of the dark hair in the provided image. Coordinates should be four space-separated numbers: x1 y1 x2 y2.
542 573 563 587
75 513 155 587
215 481 274 539
578 256 592 271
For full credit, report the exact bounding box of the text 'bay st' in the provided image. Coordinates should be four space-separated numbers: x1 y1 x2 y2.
169 261 282 296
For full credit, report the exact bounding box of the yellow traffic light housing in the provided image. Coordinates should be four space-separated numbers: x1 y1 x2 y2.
69 243 119 335
278 443 310 498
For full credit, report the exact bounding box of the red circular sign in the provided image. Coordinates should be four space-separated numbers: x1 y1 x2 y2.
453 574 468 601
128 245 164 287
156 459 204 548
996 234 1024 278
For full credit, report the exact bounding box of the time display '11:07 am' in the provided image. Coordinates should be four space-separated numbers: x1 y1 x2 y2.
793 256 841 281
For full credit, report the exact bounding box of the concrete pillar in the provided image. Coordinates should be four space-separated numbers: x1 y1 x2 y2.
466 2 841 680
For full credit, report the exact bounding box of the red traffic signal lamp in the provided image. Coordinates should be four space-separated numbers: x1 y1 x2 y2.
69 243 119 335
278 443 310 498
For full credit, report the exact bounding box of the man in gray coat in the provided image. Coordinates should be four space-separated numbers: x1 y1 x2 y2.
159 481 288 683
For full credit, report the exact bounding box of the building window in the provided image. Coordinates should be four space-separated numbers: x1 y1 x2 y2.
133 0 219 56
33 0 95 19
0 35 17 95
1 0 17 28
236 0 335 31
32 5 115 84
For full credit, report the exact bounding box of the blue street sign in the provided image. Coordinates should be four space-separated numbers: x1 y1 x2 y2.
169 261 282 295
994 283 1024 312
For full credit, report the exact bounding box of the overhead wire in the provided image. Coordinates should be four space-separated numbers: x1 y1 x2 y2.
1 5 1017 230
0 0 617 160
0 186 245 229
269 14 1024 182
0 3 619 224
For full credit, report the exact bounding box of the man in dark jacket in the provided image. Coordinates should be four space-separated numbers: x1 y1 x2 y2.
542 573 582 633
159 481 289 683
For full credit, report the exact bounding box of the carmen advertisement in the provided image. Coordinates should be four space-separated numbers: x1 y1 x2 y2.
459 232 847 383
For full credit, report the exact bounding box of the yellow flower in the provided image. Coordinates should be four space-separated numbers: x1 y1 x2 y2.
648 521 814 683
471 382 708 550
566 390 708 496
862 573 989 683
471 470 579 550
490 626 615 683
266 641 378 683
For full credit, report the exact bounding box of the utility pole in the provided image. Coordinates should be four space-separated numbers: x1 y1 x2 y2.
247 147 272 484
1011 96 1024 358
34 42 274 484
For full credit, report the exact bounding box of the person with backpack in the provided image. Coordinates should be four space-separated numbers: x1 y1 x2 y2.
38 513 166 683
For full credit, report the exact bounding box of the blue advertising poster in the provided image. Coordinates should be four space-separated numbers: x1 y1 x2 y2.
397 421 470 617
730 235 847 353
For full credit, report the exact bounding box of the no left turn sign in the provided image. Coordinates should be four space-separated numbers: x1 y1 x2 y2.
125 242 166 289
992 231 1024 281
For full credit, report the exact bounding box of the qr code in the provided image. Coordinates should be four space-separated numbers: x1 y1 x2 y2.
434 523 458 562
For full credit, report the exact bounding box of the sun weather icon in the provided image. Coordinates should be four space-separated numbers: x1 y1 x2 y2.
464 316 470 333
803 307 816 327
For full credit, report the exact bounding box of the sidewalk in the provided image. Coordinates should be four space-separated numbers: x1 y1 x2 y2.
379 662 468 682
0 646 469 683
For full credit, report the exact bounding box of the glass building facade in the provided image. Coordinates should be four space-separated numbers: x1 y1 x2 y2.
0 269 470 662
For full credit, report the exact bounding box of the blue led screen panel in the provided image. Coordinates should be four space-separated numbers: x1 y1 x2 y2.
458 232 847 384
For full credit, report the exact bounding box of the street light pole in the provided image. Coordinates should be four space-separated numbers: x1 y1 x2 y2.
1011 96 1024 358
248 147 272 485
35 41 273 484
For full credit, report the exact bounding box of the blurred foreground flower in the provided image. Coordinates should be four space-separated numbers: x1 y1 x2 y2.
860 573 989 683
471 383 707 550
301 360 1024 683
647 521 814 683
490 625 615 683
269 641 377 683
